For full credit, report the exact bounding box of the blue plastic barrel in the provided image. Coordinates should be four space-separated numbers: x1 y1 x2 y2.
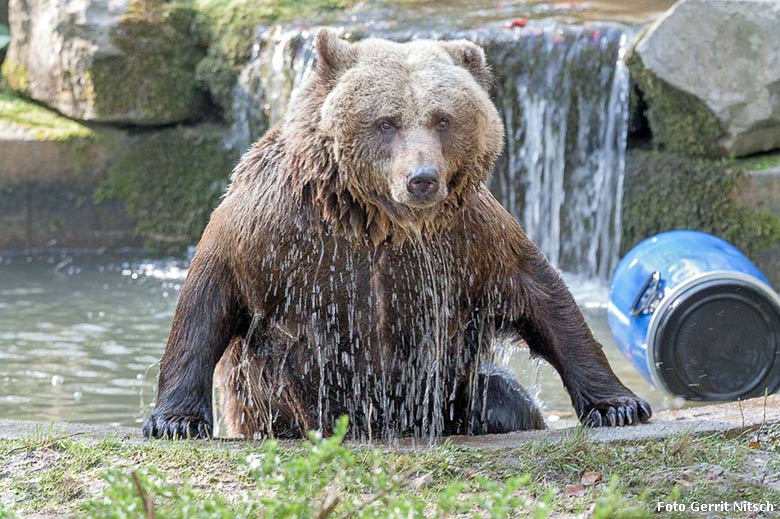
608 230 780 400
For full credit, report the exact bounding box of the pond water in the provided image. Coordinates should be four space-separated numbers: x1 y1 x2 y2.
0 251 674 431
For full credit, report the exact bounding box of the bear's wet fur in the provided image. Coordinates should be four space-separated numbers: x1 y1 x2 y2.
143 30 651 440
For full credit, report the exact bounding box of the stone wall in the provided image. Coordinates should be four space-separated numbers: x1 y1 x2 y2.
0 92 234 253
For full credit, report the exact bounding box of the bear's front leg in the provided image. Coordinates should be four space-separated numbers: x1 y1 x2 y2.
509 247 652 428
143 247 244 439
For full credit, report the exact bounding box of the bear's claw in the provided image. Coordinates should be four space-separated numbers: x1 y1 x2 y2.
143 414 212 439
582 398 651 428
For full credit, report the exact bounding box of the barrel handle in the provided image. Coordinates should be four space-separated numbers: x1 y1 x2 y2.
629 271 663 316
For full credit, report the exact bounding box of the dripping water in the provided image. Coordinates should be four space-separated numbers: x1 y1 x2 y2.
221 18 634 439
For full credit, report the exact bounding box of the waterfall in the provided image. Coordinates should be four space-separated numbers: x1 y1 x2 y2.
484 25 630 278
225 21 630 278
225 27 318 153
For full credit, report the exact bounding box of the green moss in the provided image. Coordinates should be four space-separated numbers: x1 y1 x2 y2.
622 149 780 259
95 124 233 253
0 59 30 93
730 150 780 172
0 90 94 141
627 53 724 158
89 0 206 123
194 0 357 115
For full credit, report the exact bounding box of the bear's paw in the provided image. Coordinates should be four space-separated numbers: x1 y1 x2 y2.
143 413 213 439
581 397 652 427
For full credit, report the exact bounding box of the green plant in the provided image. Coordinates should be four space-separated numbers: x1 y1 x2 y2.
81 417 547 518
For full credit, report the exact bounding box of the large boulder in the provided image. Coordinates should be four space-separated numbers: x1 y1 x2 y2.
1 0 206 125
627 0 780 158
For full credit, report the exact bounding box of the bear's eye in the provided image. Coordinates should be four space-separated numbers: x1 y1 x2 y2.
378 119 397 133
437 117 450 131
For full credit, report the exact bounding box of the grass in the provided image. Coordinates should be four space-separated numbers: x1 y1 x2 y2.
0 90 94 141
1 419 779 518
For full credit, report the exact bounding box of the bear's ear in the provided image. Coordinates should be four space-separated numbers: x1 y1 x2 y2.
440 40 493 91
315 28 357 79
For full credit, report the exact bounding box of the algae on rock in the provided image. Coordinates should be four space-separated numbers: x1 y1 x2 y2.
95 124 234 253
622 149 780 260
89 0 208 125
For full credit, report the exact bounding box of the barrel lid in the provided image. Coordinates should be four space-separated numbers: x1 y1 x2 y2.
648 272 780 400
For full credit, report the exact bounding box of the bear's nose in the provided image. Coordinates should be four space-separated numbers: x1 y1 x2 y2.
406 166 440 197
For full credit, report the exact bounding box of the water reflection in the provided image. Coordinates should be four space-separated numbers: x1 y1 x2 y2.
0 252 185 427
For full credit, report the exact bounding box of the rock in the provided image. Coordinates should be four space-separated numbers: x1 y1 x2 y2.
1 0 206 125
0 121 136 250
627 0 780 158
733 156 780 288
621 149 780 272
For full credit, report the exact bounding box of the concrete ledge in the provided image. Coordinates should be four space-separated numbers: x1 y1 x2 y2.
450 395 780 449
0 122 137 249
1 395 777 449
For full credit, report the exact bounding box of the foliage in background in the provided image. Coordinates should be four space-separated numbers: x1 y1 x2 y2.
95 124 233 253
622 149 780 258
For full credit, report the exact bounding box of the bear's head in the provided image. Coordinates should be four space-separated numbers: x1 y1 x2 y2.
288 29 504 245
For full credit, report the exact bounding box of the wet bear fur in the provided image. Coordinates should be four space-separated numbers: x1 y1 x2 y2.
144 30 651 440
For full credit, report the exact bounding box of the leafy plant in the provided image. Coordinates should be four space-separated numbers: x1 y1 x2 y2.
81 417 550 518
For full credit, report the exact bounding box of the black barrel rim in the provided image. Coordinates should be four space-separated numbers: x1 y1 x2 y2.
649 273 780 400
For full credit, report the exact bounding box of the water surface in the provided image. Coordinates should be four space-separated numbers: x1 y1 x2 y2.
0 252 671 430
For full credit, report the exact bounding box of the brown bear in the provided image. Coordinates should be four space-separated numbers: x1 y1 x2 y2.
143 29 651 440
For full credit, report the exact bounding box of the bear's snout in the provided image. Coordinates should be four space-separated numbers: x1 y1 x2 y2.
406 166 440 198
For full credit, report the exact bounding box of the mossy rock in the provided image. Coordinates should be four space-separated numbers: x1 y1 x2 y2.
626 52 723 158
194 0 357 117
625 0 780 158
89 0 208 125
3 0 206 125
95 124 234 253
621 149 780 261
